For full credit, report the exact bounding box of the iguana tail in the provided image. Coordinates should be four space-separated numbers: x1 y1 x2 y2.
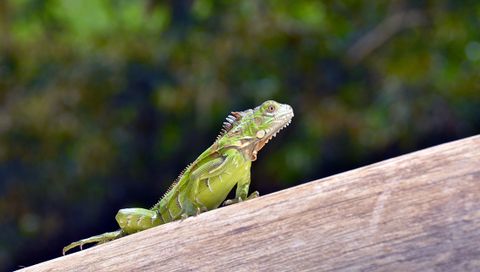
63 230 123 255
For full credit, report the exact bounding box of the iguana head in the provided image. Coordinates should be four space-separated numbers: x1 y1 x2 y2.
217 100 294 161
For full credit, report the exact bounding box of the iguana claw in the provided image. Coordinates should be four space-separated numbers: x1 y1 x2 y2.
223 191 259 206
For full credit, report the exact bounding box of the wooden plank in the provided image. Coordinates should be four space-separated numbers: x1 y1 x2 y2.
22 135 480 272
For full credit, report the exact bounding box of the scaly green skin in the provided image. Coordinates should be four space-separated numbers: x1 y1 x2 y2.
63 100 294 255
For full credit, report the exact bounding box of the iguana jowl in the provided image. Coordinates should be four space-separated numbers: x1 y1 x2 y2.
63 100 293 254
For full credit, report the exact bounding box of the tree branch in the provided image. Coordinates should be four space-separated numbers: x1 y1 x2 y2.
22 135 480 271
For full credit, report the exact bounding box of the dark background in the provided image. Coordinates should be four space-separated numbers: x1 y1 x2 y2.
1 0 479 270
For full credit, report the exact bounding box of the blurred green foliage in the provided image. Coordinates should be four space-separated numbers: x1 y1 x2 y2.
0 0 479 269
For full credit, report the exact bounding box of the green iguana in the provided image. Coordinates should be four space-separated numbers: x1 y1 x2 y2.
63 100 293 255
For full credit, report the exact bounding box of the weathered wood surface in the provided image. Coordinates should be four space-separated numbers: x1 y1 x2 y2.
22 135 480 272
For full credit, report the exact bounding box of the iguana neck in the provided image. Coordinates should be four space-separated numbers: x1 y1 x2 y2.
214 139 262 161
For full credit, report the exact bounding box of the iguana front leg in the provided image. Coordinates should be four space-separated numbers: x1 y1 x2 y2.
223 171 259 206
188 155 229 214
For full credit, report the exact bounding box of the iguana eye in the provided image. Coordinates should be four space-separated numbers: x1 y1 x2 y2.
266 105 276 113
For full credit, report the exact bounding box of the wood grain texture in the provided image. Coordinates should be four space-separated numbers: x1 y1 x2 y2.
22 135 480 272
